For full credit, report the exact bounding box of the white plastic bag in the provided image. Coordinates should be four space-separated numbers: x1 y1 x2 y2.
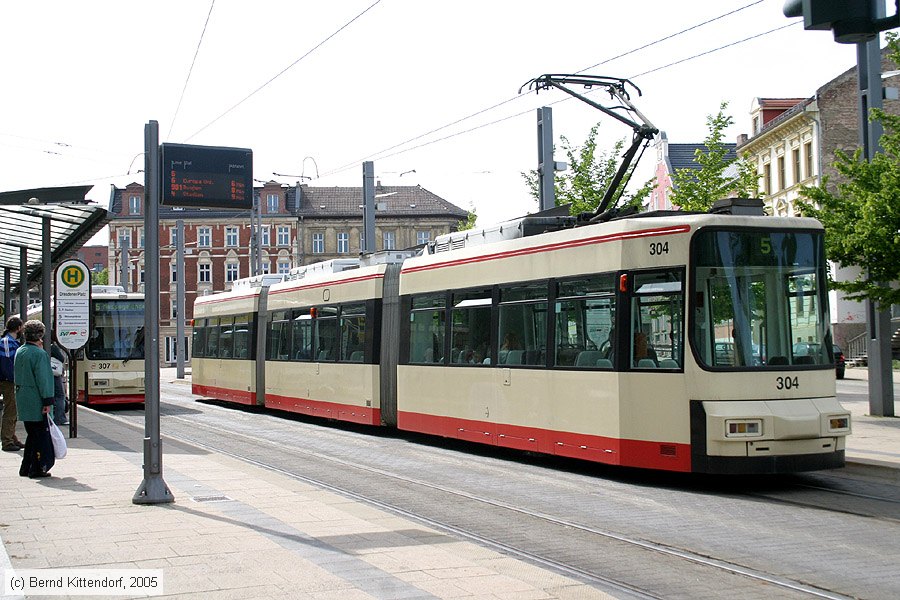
47 415 67 459
50 357 64 377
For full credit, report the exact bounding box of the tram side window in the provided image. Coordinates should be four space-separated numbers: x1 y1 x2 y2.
409 294 446 364
339 304 366 362
451 290 492 365
232 314 252 360
192 319 206 358
554 275 616 368
630 270 684 369
218 317 235 359
498 284 547 366
314 307 338 361
267 311 291 361
205 318 220 358
290 310 313 361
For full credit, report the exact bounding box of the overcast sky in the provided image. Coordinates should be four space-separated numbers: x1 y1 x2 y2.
0 1 881 243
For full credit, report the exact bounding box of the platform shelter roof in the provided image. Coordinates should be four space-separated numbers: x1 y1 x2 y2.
0 185 109 294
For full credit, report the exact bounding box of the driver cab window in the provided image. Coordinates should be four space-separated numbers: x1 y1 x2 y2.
630 270 684 370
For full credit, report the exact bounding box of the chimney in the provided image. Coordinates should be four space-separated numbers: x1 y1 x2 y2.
736 133 748 147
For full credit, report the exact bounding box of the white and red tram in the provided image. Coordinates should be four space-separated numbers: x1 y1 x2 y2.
192 202 851 474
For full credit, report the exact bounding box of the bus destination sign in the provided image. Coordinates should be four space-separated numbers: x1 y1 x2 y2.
160 143 253 209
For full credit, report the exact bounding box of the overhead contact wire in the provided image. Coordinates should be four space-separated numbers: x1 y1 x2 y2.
321 1 770 178
184 0 383 142
168 0 217 141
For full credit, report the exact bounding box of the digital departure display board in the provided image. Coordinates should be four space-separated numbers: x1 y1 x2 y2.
160 143 253 209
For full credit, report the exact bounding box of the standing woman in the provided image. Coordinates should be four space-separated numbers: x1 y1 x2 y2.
15 320 55 478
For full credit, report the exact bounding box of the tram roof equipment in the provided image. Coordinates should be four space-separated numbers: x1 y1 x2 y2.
520 74 659 223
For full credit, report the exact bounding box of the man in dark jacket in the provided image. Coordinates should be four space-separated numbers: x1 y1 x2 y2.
0 316 24 451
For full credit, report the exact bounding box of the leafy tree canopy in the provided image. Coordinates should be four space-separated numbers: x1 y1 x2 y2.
796 34 900 308
668 102 759 212
457 205 478 231
522 123 653 216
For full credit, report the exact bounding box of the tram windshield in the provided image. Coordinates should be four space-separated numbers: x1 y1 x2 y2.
87 299 145 360
691 229 832 370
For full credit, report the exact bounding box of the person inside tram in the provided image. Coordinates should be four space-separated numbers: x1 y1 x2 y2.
498 332 521 364
633 331 658 366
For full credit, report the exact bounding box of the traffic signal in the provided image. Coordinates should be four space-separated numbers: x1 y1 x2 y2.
783 0 900 44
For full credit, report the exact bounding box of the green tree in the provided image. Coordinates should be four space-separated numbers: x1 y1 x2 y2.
668 102 759 212
522 123 653 216
92 268 109 285
457 205 477 231
796 33 900 309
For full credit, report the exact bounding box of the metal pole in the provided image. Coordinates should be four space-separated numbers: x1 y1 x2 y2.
120 239 129 293
362 161 375 253
3 268 10 325
857 23 894 418
42 217 51 352
19 248 27 320
176 220 185 379
537 107 555 211
134 119 173 504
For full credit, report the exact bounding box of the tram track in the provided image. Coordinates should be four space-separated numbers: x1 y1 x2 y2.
143 398 859 600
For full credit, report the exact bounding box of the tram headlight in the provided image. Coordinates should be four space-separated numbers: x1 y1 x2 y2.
827 415 850 432
725 419 762 438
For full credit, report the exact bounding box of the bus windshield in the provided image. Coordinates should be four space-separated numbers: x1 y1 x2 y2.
88 299 145 360
691 229 831 370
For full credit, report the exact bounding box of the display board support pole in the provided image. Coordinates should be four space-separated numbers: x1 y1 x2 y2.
134 120 174 504
176 220 185 379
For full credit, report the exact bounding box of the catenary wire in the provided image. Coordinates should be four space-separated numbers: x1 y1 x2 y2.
320 20 796 179
184 0 383 143
167 0 217 141
319 1 770 178
575 0 764 73
630 21 798 79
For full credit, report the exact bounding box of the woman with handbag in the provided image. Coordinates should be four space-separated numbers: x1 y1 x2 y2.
14 320 56 478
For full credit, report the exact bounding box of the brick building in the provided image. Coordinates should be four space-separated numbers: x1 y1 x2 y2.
107 181 467 363
74 245 109 275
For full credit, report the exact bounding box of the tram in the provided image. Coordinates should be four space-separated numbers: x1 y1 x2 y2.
75 285 145 405
192 200 851 475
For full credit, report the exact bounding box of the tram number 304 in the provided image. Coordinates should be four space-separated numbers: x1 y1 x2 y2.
776 376 800 390
649 241 669 256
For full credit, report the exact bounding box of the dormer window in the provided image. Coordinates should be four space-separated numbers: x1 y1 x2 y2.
129 195 141 215
266 193 279 213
